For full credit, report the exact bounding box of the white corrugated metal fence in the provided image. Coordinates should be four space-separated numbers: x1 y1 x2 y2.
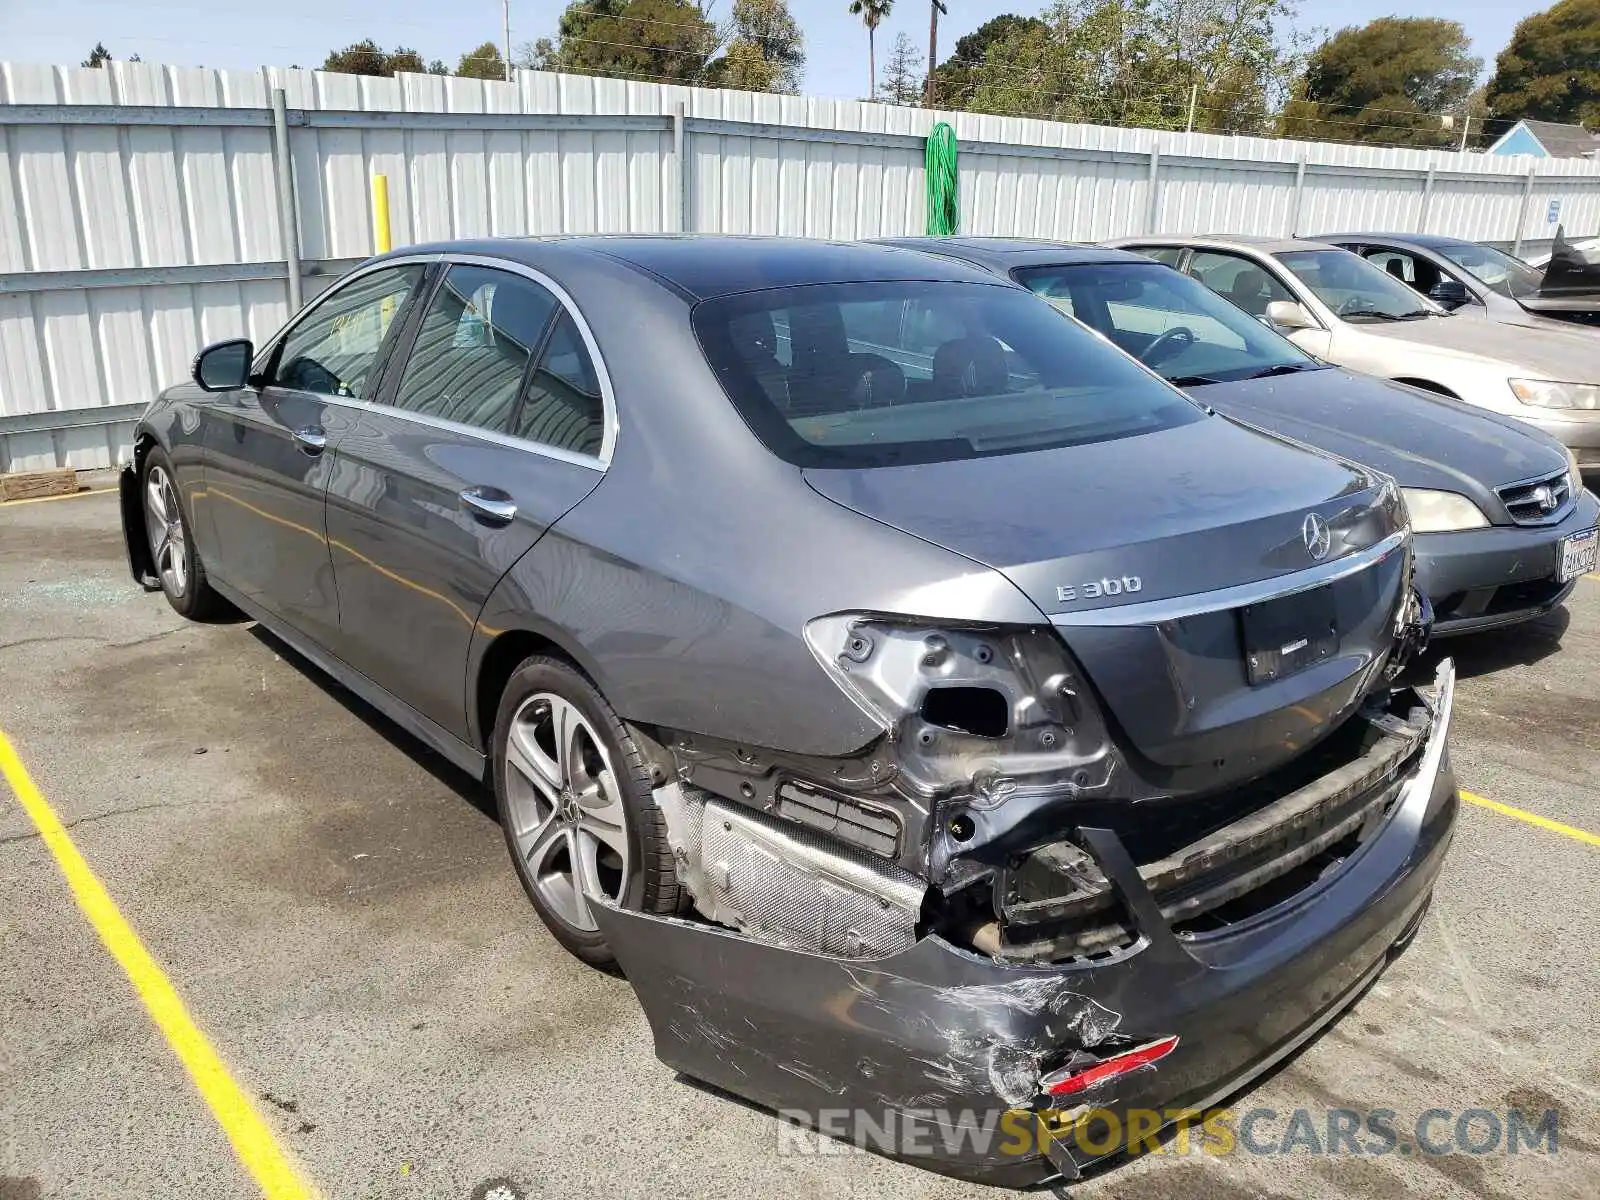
3 60 1599 471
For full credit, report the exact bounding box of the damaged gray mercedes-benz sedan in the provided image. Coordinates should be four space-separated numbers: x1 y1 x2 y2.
117 236 1455 1187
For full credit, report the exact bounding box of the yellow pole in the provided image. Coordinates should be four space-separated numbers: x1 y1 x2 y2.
371 174 395 338
371 174 392 254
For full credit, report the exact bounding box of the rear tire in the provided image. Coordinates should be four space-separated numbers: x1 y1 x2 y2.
141 448 225 620
492 655 681 967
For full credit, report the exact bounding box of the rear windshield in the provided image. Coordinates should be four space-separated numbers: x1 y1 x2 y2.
692 280 1204 468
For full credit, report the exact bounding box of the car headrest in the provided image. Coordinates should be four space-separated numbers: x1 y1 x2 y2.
1384 258 1408 281
787 304 849 377
786 353 906 417
1227 267 1269 313
932 336 1009 399
842 353 906 409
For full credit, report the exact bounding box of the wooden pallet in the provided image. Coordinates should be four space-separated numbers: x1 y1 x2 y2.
0 468 80 502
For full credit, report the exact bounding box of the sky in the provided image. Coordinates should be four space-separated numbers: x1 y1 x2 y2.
0 0 1552 101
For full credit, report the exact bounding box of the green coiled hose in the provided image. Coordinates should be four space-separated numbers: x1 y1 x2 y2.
924 122 959 236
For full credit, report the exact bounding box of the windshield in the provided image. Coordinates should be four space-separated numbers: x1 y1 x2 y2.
1432 241 1544 299
692 280 1205 469
1276 250 1440 321
1014 261 1322 386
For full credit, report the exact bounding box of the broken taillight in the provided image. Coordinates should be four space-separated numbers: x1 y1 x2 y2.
1041 1035 1180 1097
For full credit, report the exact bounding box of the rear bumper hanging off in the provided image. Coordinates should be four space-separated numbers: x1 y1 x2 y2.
593 659 1458 1186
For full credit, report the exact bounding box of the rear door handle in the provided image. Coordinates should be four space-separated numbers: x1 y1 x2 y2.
459 486 518 525
293 426 327 454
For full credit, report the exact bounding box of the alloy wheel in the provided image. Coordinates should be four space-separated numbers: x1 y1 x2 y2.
144 464 188 596
503 692 631 932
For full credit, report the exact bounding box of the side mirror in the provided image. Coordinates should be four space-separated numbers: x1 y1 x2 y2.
1427 279 1470 310
192 338 254 392
1265 300 1315 331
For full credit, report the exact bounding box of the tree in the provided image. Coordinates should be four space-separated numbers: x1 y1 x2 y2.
322 40 427 77
456 41 507 80
701 0 806 91
878 31 924 105
962 0 1295 133
1485 0 1600 131
929 15 1046 110
550 0 718 83
82 43 112 68
515 38 561 71
848 0 893 100
1279 18 1481 146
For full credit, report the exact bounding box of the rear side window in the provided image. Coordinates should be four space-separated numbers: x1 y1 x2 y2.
692 280 1203 469
510 312 606 457
272 265 423 398
392 265 557 431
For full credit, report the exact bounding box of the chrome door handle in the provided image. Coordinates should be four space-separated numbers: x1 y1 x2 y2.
292 426 327 454
459 487 518 525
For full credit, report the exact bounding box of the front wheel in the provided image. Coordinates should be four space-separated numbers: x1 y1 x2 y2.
492 656 682 967
142 449 224 620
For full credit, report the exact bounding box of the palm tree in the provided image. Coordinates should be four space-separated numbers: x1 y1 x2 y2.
848 0 893 100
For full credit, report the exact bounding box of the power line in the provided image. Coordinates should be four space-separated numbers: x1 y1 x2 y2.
61 30 1490 148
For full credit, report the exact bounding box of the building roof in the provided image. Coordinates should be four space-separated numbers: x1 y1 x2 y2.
1495 119 1600 159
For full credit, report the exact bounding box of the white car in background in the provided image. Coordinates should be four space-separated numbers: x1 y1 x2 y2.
1109 235 1600 471
1528 236 1600 269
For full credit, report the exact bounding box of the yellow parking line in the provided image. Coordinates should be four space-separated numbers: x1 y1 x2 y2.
1 486 114 507
0 731 317 1200
1461 790 1600 848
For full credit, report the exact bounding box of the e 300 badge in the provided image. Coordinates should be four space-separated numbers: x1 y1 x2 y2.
1056 576 1143 604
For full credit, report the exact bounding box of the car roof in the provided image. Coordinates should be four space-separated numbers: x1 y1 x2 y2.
1314 232 1478 252
871 236 1144 271
369 235 1007 301
1113 234 1343 255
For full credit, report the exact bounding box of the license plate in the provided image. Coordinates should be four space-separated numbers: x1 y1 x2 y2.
1241 584 1339 686
1559 527 1599 583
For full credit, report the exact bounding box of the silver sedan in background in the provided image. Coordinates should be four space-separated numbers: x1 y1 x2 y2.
1319 232 1600 330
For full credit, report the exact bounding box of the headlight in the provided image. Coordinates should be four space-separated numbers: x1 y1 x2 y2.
1400 488 1490 533
1509 379 1600 410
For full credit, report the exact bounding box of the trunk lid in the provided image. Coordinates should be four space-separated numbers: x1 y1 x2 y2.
804 416 1410 786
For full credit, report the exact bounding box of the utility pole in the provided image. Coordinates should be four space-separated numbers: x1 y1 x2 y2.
503 0 514 81
1458 113 1471 153
1185 82 1198 133
924 0 947 107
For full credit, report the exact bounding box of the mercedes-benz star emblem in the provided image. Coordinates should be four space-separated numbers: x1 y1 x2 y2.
1302 512 1332 561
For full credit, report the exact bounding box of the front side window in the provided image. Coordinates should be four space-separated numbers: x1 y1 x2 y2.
693 280 1205 469
392 265 557 431
1186 251 1296 320
1275 249 1439 322
1431 241 1543 300
1015 262 1319 385
272 265 424 397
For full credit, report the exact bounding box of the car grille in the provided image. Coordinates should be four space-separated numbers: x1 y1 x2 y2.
1497 469 1573 526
